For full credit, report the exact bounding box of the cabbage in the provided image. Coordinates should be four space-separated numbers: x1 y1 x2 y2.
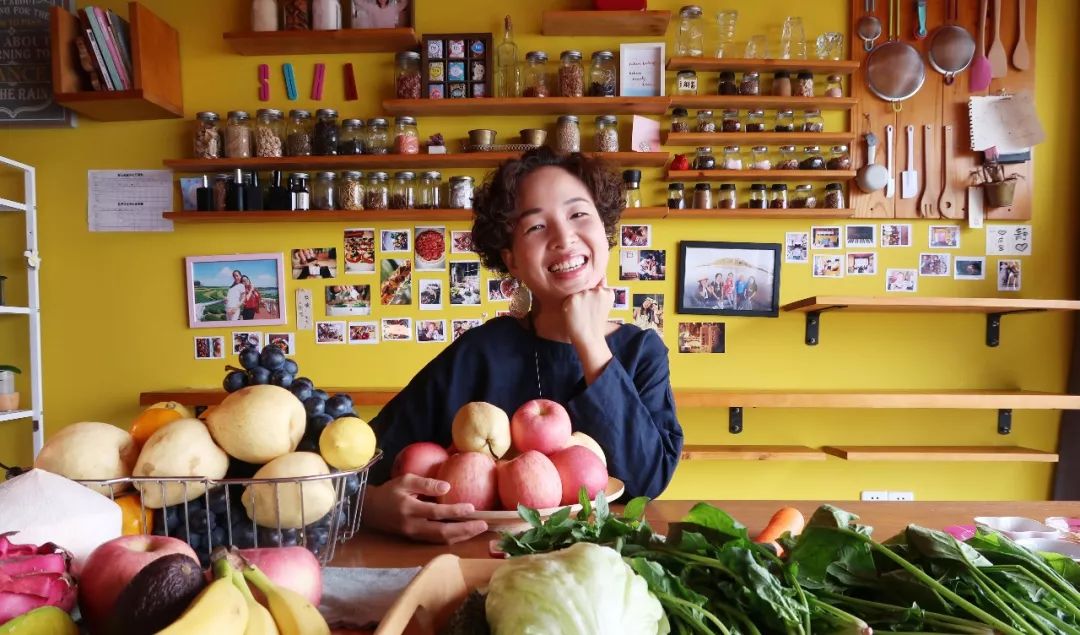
485 542 670 635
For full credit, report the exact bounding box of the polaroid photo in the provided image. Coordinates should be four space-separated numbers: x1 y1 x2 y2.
812 254 844 278
619 249 640 281
348 321 379 344
612 287 630 310
344 228 376 274
638 249 666 280
450 230 474 254
315 321 346 344
919 253 951 277
677 322 725 354
451 318 482 341
488 277 519 302
417 319 447 343
929 225 961 249
631 293 664 334
846 252 878 276
997 259 1022 291
811 226 841 250
415 226 447 271
291 248 337 280
194 336 224 360
620 224 651 248
231 331 261 355
449 261 481 306
955 257 986 280
263 332 295 354
381 228 412 253
419 279 444 310
380 259 412 305
845 225 876 249
785 232 809 263
381 317 413 341
885 268 918 292
325 285 371 316
881 223 913 247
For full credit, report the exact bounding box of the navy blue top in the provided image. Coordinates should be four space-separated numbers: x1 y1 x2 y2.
369 316 684 499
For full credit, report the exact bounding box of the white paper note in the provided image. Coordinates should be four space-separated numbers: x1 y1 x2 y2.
87 170 173 232
985 224 1032 256
968 93 1045 153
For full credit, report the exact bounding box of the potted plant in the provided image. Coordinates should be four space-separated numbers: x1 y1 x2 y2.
0 365 20 412
975 161 1022 208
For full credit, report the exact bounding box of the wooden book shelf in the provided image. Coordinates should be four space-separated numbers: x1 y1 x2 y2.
382 97 671 116
50 2 183 120
666 169 855 182
164 210 474 224
163 152 669 173
223 28 418 55
822 446 1059 463
667 57 861 74
681 445 826 461
141 388 400 407
664 132 856 146
671 96 858 112
541 10 671 36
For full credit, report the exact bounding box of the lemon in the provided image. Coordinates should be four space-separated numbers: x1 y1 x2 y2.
319 416 377 470
147 401 194 419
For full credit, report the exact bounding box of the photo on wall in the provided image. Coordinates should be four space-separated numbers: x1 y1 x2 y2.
678 322 725 354
811 226 841 249
324 285 371 316
348 321 378 344
194 336 224 360
632 293 665 334
315 321 346 344
450 230 474 254
955 257 986 280
231 331 261 355
263 332 295 354
291 248 338 279
846 252 877 276
380 259 412 305
886 268 917 292
417 319 447 343
998 259 1022 291
785 232 809 263
676 241 781 318
414 226 447 271
452 318 482 341
419 279 443 310
344 229 376 274
382 317 413 341
881 223 913 247
185 254 286 328
845 225 876 248
487 277 520 302
449 261 481 306
929 225 961 248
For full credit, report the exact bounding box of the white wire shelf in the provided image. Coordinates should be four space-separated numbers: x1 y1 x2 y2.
0 198 26 212
0 410 34 423
0 306 31 315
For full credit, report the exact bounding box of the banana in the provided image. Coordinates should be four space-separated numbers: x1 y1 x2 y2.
231 568 279 635
156 573 249 635
242 562 329 635
0 605 77 635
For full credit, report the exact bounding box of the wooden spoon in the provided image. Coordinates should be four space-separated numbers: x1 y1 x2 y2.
987 0 1008 78
1012 0 1031 70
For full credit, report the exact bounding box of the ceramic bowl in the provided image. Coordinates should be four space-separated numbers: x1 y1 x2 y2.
974 516 1062 540
468 129 497 146
1014 537 1080 560
1045 517 1080 533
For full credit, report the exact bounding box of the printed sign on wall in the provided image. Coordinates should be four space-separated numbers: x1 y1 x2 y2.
0 0 76 127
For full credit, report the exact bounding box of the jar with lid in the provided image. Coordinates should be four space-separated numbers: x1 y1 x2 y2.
740 71 761 96
312 0 341 30
777 145 800 170
774 109 796 132
791 184 817 208
693 183 712 209
750 146 771 170
449 175 475 209
286 109 313 156
555 115 581 153
365 172 389 209
313 109 339 156
224 111 253 158
394 116 419 154
796 71 815 97
692 146 715 170
282 0 310 30
676 70 698 96
594 115 619 152
339 118 365 155
720 109 741 132
769 183 789 208
717 183 737 209
339 171 364 210
252 0 278 31
800 145 825 170
826 144 851 170
824 73 843 98
395 51 422 98
391 171 416 209
667 183 687 209
193 112 222 159
623 170 642 208
772 70 792 96
802 109 824 132
675 5 704 57
522 51 550 97
696 110 716 132
255 109 284 158
671 107 690 133
558 50 585 97
312 171 337 210
748 183 768 208
717 71 738 95
290 172 311 211
212 173 231 211
365 118 390 155
589 50 617 96
823 182 845 208
418 171 442 209
722 145 743 170
745 109 766 132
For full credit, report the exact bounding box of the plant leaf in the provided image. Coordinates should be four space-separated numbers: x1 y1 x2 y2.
623 496 649 521
905 525 992 567
594 490 610 524
682 503 749 542
517 504 542 529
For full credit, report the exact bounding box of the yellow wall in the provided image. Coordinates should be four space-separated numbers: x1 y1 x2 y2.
1 0 1077 501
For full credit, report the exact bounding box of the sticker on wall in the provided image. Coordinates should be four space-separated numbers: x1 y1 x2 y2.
785 232 809 263
620 224 652 248
315 321 346 345
845 225 876 248
450 230 474 254
997 259 1022 291
812 254 843 278
231 332 262 355
451 319 482 342
417 319 447 343
885 269 918 292
382 317 413 341
419 279 443 310
929 225 961 248
632 293 664 334
380 259 412 305
449 261 481 306
919 253 951 277
881 224 913 247
811 226 841 250
488 278 519 302
678 322 725 354
381 228 412 253
348 321 378 345
415 226 447 271
194 336 224 360
612 287 629 310
264 332 295 354
986 224 1032 256
344 229 376 274
846 252 878 276
295 289 313 331
291 248 338 279
325 285 371 316
955 257 986 280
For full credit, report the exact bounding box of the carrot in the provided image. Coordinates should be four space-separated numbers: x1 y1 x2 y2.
753 507 806 557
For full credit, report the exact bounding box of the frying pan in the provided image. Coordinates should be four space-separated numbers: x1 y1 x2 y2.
865 0 926 110
928 0 976 85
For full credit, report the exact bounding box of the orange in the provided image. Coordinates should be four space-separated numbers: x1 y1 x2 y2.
115 494 153 536
130 407 185 446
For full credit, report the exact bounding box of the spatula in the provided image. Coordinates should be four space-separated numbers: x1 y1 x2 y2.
987 0 1008 78
919 125 939 218
1012 0 1030 70
901 125 918 199
970 0 992 91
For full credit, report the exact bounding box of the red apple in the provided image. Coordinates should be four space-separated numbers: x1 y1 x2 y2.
510 399 572 455
392 442 450 479
496 451 562 510
235 547 322 606
77 534 198 630
549 445 609 505
436 451 498 511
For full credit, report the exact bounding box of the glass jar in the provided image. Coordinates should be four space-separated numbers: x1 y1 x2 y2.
692 146 715 170
595 115 619 152
193 112 222 159
777 145 800 170
745 109 766 132
824 182 845 208
418 171 442 209
282 0 310 30
671 107 690 133
750 145 771 170
339 118 365 155
717 71 738 95
339 171 364 210
212 173 230 211
312 0 341 30
717 183 737 208
555 115 581 153
720 109 741 132
224 111 253 158
769 183 788 208
286 109 313 156
826 144 851 170
313 108 339 156
791 184 817 208
740 71 761 96
772 71 792 97
623 170 642 208
449 175 475 209
722 145 743 170
589 50 617 96
774 109 796 132
800 145 825 170
254 109 284 158
693 183 712 209
696 110 716 132
522 51 550 97
365 118 390 155
667 183 686 209
365 172 389 209
748 183 767 208
796 71 815 97
312 171 337 210
676 5 704 57
802 109 824 132
558 50 585 97
252 0 278 31
824 73 844 98
290 172 311 211
394 116 419 154
676 70 698 96
391 171 416 209
395 51 422 99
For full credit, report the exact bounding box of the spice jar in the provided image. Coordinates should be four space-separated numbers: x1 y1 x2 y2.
825 74 843 98
802 109 824 132
791 184 817 208
720 109 741 132
623 170 642 208
772 71 792 97
313 108 339 156
671 107 690 133
675 5 704 57
418 171 442 209
394 116 419 154
769 184 788 208
717 71 738 95
676 70 698 96
312 171 337 210
391 171 416 209
362 172 388 209
290 172 311 211
212 173 230 211
255 109 284 158
193 112 222 159
558 50 585 97
523 51 550 97
777 145 800 170
800 145 825 170
225 111 253 159
745 109 766 132
395 51 422 99
339 118 365 155
282 0 310 30
796 71 815 97
693 146 716 169
555 115 581 153
365 118 390 155
740 71 761 96
693 183 712 209
722 145 743 170
286 109 313 156
717 183 737 209
748 183 767 208
696 110 716 132
594 115 619 152
449 175 475 209
827 145 851 170
824 183 845 208
774 109 796 132
252 0 278 31
667 183 686 209
312 0 341 30
589 50 617 97
339 171 364 210
750 145 771 170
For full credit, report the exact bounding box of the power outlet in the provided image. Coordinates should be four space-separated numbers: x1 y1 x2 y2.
888 491 915 501
860 490 888 501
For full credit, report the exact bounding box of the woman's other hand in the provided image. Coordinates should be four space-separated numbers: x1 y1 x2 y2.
362 474 488 544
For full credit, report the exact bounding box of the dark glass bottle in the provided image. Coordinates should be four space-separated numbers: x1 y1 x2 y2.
266 170 291 210
226 168 246 211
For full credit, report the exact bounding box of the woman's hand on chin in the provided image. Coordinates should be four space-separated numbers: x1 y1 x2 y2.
362 474 489 544
562 277 614 348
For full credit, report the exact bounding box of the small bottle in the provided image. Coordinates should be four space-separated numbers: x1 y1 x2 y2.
671 107 690 133
366 118 390 155
365 172 389 209
195 175 212 211
313 108 339 156
589 50 617 96
676 70 698 96
522 51 550 97
693 183 712 209
750 145 771 170
226 168 246 211
777 145 799 170
717 71 738 95
290 172 311 211
826 145 851 170
696 109 716 132
802 109 824 132
449 175 475 209
769 183 788 209
555 115 581 153
244 171 263 210
266 170 291 210
193 112 221 159
722 145 743 170
825 73 844 98
391 171 416 209
676 5 705 57
824 182 845 208
739 71 760 96
255 108 284 158
791 184 817 208
224 111 253 159
594 115 619 152
747 183 767 208
716 183 737 209
558 50 585 97
800 145 825 170
796 71 815 97
286 109 313 156
312 171 337 210
745 109 766 132
692 146 716 170
417 171 442 209
774 109 796 132
720 109 741 132
395 51 422 99
772 70 792 97
339 118 365 155
667 183 686 209
394 116 420 154
623 170 642 208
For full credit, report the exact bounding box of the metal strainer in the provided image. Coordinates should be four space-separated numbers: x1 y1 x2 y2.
928 0 976 85
865 0 926 110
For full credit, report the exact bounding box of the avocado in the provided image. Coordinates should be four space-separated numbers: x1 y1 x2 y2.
106 553 206 635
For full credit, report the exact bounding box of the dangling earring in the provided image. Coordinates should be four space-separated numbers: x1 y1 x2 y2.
509 280 532 318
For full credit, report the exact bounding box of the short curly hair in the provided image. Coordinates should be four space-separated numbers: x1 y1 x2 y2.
471 147 626 275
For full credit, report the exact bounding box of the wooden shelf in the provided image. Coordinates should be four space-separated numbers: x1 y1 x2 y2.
164 152 669 172
624 207 856 220
671 96 858 111
666 169 854 182
822 446 1060 462
141 388 401 407
382 97 671 116
223 28 418 55
0 306 31 315
667 57 861 74
50 2 183 120
0 198 27 212
675 390 1080 410
681 445 826 461
0 410 34 424
164 210 474 224
541 10 671 36
783 296 1080 315
665 132 855 146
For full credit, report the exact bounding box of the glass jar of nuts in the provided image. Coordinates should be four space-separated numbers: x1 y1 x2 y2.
696 109 716 132
339 171 364 210
559 50 585 97
193 112 222 159
286 109 313 157
589 50 617 96
395 51 422 99
255 109 284 158
224 110 253 159
555 115 581 153
365 172 389 209
594 115 619 152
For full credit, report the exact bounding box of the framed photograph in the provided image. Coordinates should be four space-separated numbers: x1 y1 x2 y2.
315 321 346 344
785 232 809 263
417 319 447 343
811 226 841 250
929 225 961 248
885 268 918 292
415 226 447 271
344 229 376 274
846 252 877 276
380 259 412 305
231 331 262 355
419 279 443 310
451 318 482 341
291 248 337 279
263 332 295 354
620 42 665 97
881 223 912 247
919 253 951 277
348 321 378 345
324 285 371 316
450 230 473 254
678 322 725 354
997 259 1021 291
185 254 287 329
845 225 876 248
632 293 665 333
382 317 413 341
813 254 844 278
677 241 781 317
620 224 651 247
194 336 224 360
449 261 481 305
955 257 986 280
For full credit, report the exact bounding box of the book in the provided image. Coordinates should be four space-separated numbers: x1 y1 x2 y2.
95 7 129 89
83 7 122 91
73 37 104 91
78 8 114 91
105 9 133 83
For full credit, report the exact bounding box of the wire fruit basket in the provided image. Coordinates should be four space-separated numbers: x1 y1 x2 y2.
78 451 381 567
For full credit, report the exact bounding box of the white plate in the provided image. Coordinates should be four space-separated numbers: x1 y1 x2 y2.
1014 538 1080 561
974 516 1062 540
467 477 625 533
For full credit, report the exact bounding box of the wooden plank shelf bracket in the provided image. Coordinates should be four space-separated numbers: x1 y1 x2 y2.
804 305 848 346
999 409 1012 435
729 407 742 434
